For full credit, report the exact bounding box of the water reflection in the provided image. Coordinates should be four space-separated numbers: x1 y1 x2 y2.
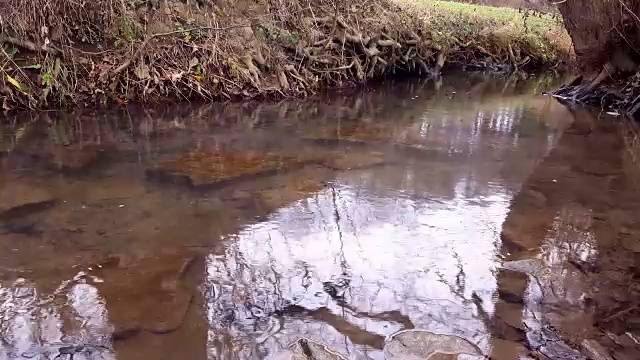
204 182 512 359
3 73 627 359
0 276 115 359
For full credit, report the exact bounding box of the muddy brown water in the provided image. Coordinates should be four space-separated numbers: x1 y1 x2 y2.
1 73 639 360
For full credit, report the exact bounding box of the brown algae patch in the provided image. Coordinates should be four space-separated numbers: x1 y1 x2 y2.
307 123 398 143
146 148 313 188
321 150 387 170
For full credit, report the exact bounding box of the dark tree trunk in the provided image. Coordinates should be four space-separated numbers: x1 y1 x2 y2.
557 0 640 72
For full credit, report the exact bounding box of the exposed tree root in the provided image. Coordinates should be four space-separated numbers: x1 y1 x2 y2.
550 59 640 119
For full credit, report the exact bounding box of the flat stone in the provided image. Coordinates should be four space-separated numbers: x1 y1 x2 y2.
612 350 638 360
320 151 386 171
573 160 621 176
92 254 199 336
497 270 528 304
499 228 528 253
489 338 528 359
581 339 614 360
501 258 545 276
383 330 482 360
51 143 111 173
283 338 347 360
256 178 325 210
112 323 141 341
538 342 586 360
621 236 640 253
600 270 629 285
427 354 484 360
146 149 310 189
0 180 55 212
0 199 59 222
524 189 548 208
266 349 307 360
306 123 393 143
496 302 528 332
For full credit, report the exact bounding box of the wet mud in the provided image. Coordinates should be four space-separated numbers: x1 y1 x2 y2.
0 73 638 360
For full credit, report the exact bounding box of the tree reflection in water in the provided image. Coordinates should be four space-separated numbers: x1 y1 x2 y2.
0 73 583 359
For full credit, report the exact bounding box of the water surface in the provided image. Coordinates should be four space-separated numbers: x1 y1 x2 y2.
1 73 639 360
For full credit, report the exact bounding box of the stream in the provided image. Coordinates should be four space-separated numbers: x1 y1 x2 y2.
1 73 639 360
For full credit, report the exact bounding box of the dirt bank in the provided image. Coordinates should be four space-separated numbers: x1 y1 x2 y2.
0 0 571 111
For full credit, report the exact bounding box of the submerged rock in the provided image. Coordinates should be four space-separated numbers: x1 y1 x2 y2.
501 258 545 276
581 339 614 360
0 200 59 222
146 149 312 189
267 338 347 360
489 338 529 359
51 143 112 173
266 349 307 360
321 151 387 171
383 329 482 359
621 235 640 253
0 181 55 212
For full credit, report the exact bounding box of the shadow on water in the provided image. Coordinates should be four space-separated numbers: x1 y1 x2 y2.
0 72 638 359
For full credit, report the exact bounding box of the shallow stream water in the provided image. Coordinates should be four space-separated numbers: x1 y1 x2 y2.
1 73 639 360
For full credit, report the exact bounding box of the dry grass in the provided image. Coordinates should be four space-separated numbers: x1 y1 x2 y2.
448 0 556 12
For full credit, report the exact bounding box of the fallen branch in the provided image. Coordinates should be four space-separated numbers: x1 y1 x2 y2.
284 65 309 87
435 52 446 73
601 303 638 323
0 33 60 56
323 4 340 49
517 56 531 67
415 59 429 75
277 69 290 91
476 45 497 58
377 39 401 48
316 61 355 73
508 44 517 70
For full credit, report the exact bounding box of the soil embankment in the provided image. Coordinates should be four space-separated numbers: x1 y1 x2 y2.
0 0 571 111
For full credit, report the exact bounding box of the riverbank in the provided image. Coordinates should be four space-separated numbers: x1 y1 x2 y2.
0 0 572 111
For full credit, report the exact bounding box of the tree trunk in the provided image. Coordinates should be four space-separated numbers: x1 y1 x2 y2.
557 0 640 72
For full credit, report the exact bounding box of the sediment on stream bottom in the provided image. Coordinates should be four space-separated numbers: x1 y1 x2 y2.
0 0 571 111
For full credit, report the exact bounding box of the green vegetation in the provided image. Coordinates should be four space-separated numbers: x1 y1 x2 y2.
397 0 572 64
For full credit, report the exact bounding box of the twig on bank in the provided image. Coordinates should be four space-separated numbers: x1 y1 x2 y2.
0 33 60 56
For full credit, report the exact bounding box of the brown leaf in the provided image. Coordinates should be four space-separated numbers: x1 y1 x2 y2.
135 63 151 80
